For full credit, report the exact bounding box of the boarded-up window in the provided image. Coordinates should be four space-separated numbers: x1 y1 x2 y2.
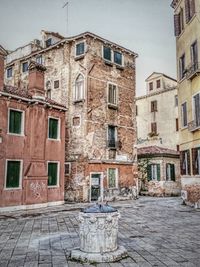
108 168 118 188
48 118 59 139
9 109 23 135
108 84 117 106
180 150 191 175
48 162 58 186
151 100 157 112
166 163 175 181
6 161 21 188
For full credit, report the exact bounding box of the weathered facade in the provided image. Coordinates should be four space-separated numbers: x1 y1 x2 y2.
0 56 66 210
138 146 181 196
4 31 138 202
171 0 200 206
136 72 178 150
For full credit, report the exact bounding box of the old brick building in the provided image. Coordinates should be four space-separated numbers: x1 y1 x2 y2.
0 52 66 210
4 31 138 202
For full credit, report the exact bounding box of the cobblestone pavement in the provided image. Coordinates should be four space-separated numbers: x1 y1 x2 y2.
0 197 200 267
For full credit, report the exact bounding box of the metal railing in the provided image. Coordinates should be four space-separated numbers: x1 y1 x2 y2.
186 62 200 80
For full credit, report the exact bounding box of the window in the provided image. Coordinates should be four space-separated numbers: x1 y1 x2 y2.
46 38 52 47
192 147 200 175
174 8 184 36
5 160 22 189
46 89 51 99
103 46 112 62
64 162 71 175
151 100 157 112
9 109 24 135
54 80 59 89
181 102 187 127
48 117 59 140
151 122 157 134
22 62 28 73
7 67 12 78
179 54 186 80
136 105 138 116
193 93 200 127
72 116 80 126
149 82 153 91
156 79 161 89
176 118 179 131
48 162 59 186
185 0 195 24
166 163 175 181
177 145 180 151
147 164 160 181
180 150 190 175
108 168 118 188
76 42 85 56
175 95 178 107
74 74 84 101
108 83 117 106
114 51 122 65
108 125 117 148
191 41 198 70
36 55 43 64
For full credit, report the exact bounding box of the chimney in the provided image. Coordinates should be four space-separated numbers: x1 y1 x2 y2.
0 52 5 91
28 61 46 98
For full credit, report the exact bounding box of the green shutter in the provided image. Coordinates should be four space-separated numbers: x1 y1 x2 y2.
49 118 58 139
170 164 175 181
48 163 58 186
108 168 116 188
157 164 160 181
6 161 20 188
9 110 22 134
147 165 152 181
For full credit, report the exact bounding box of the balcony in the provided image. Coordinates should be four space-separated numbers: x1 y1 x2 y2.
188 120 200 132
186 62 200 80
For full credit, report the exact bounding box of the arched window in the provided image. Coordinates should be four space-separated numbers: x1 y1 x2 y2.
75 74 84 101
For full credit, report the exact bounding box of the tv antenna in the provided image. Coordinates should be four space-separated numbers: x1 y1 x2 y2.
62 1 69 36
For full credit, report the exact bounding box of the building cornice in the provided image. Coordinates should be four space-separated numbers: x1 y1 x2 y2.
136 86 177 101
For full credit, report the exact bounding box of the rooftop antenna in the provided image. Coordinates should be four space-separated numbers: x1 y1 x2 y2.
62 1 69 36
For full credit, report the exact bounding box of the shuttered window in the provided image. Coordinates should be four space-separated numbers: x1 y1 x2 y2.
193 93 200 127
108 168 118 188
185 0 195 24
6 161 21 188
9 109 23 135
48 162 58 186
108 83 117 106
48 118 59 139
192 147 200 175
181 102 187 127
166 163 176 181
180 150 191 175
191 41 198 69
147 164 160 181
179 54 186 79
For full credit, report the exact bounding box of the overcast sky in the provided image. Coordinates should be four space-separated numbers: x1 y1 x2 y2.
0 0 176 96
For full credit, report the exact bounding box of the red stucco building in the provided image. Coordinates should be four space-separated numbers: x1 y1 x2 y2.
0 50 66 210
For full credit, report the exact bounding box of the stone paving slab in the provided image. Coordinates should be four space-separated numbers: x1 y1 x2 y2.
0 197 200 266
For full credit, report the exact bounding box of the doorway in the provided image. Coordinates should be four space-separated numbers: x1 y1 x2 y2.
90 172 103 202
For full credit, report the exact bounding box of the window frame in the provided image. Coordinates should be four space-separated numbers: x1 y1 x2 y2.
7 67 13 78
54 80 59 89
103 46 112 62
151 100 157 112
113 50 123 66
149 82 153 91
47 161 60 187
74 73 85 102
8 108 25 136
179 53 186 80
107 125 117 149
166 163 176 181
192 92 200 128
107 82 118 107
36 55 43 65
64 162 71 176
156 79 161 89
46 38 52 48
181 102 188 128
48 116 60 141
107 168 118 189
22 61 28 73
75 41 86 57
4 159 23 190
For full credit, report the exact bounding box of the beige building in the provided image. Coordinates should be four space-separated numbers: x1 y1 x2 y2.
4 31 138 202
136 73 180 196
136 72 178 150
171 0 200 205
